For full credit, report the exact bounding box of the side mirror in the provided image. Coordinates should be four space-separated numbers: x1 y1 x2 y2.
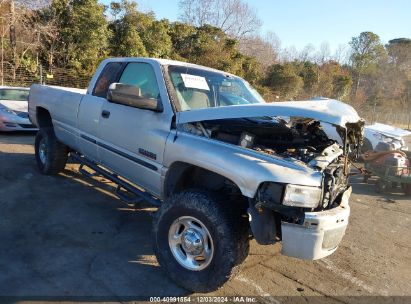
107 83 163 112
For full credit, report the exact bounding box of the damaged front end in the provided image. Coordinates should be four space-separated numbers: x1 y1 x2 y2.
177 101 364 260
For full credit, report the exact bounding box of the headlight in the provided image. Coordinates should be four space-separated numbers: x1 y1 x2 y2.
0 107 16 115
283 184 322 208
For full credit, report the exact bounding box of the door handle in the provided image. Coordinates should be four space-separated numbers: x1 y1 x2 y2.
101 110 110 118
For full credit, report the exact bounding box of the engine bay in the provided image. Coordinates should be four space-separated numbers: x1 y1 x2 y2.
179 115 364 210
182 116 346 167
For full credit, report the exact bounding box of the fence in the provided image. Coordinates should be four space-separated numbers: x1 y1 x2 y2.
1 65 409 129
352 103 411 129
0 65 91 89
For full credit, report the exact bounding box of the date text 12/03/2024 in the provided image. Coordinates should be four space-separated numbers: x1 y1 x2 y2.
149 296 259 303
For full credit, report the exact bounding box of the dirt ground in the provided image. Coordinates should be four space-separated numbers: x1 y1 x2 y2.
0 132 410 303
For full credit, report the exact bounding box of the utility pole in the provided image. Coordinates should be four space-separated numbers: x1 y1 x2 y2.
372 98 377 124
9 0 16 80
408 89 411 130
1 22 3 86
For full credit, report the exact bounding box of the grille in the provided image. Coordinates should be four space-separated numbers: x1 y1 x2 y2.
322 226 346 249
18 124 36 129
17 112 29 118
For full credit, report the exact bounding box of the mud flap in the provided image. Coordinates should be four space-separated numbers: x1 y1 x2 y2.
248 202 277 245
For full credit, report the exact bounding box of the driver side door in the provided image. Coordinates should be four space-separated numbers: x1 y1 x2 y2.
97 61 171 196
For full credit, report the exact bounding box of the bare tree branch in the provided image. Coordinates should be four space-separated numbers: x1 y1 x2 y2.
179 0 262 40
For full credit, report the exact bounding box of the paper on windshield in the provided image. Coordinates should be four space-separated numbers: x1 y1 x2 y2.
181 74 210 91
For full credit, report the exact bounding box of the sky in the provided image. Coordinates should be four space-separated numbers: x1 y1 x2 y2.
100 0 411 52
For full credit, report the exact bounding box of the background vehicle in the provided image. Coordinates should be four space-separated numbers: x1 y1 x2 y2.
362 150 411 195
28 58 363 292
0 86 37 131
362 123 410 153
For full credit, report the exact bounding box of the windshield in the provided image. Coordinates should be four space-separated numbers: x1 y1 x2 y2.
168 65 265 111
0 89 29 101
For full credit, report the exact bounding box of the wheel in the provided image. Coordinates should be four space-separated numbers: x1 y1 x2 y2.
360 138 373 154
152 190 250 292
375 180 386 193
35 127 68 175
402 183 411 196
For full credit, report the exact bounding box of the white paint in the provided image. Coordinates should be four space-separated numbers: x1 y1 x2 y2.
181 74 210 91
319 258 387 295
0 100 28 112
235 274 280 304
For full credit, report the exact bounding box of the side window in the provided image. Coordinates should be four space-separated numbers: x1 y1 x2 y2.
119 63 160 99
93 62 124 98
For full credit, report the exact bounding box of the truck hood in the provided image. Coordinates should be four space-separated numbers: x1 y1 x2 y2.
177 99 362 128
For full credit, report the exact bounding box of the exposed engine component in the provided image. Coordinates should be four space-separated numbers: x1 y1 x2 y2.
239 132 255 149
184 116 341 166
182 116 354 210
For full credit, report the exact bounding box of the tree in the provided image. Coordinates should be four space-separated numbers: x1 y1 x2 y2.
139 19 172 58
35 4 61 70
46 0 110 73
386 38 411 72
298 44 315 62
315 42 331 64
178 0 262 40
0 0 41 80
333 44 349 64
297 61 318 97
238 31 280 68
317 61 352 100
349 31 386 96
263 63 303 99
168 21 196 60
378 39 411 121
108 0 147 57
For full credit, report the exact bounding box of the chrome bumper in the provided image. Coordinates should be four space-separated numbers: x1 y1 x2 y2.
281 186 351 260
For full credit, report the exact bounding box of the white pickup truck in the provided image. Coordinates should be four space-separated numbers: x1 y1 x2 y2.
29 57 364 292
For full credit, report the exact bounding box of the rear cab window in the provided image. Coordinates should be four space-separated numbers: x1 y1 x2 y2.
92 62 124 98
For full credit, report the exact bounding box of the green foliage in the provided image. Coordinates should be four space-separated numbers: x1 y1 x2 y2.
49 0 110 73
332 74 352 99
349 31 387 76
108 1 147 57
295 61 318 95
386 38 411 73
168 22 196 61
139 19 172 58
3 2 409 112
263 63 303 99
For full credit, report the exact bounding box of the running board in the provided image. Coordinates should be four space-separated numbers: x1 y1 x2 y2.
71 153 161 207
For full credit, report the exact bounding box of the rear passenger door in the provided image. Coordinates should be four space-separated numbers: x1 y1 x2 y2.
77 62 124 162
97 61 171 196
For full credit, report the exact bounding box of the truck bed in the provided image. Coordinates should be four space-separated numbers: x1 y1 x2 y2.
29 84 87 150
29 84 86 124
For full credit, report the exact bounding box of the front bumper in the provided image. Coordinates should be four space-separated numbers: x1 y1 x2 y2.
0 113 37 131
281 186 351 260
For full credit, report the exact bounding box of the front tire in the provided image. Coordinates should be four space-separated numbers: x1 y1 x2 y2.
152 190 249 292
35 127 68 175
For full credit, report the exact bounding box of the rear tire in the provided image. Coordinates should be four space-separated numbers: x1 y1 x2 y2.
402 183 411 196
35 127 68 175
376 180 389 194
152 190 250 292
